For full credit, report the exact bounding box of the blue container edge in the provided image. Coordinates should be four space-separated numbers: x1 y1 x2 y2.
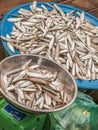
1 2 98 89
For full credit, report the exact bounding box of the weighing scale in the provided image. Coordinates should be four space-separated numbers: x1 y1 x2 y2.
0 99 55 130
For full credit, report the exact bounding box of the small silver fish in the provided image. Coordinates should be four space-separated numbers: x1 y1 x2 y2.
7 17 23 22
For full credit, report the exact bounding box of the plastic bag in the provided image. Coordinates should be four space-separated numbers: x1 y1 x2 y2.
53 91 98 130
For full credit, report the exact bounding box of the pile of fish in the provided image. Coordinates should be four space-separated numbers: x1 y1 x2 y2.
1 1 98 80
1 59 69 110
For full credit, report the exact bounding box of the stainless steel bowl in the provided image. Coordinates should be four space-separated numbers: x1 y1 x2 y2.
0 54 77 113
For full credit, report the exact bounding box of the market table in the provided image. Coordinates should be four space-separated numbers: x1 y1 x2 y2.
0 0 98 102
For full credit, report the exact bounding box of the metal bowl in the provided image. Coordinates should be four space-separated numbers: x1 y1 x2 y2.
0 54 77 113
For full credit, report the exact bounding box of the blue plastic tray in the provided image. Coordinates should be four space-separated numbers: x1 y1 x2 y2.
0 2 98 89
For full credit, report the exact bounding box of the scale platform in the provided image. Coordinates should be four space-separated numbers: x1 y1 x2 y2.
0 99 54 130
